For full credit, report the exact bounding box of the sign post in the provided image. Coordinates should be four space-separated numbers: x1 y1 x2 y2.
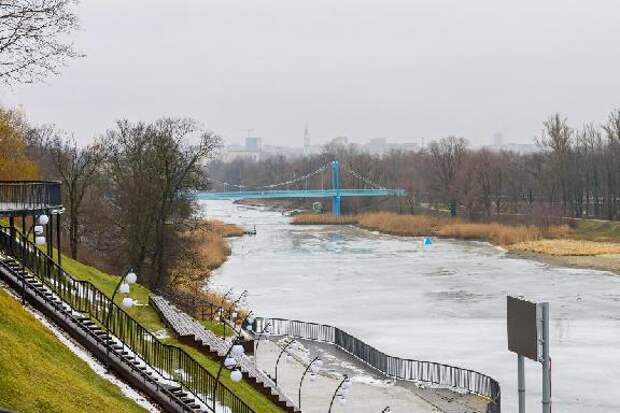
541 302 551 413
507 296 551 413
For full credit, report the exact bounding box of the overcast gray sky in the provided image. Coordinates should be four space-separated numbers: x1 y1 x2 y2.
2 0 619 147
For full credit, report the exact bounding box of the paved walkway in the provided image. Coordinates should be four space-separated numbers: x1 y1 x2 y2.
150 295 490 413
255 338 438 413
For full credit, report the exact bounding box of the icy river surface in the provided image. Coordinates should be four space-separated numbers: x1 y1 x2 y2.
203 200 620 413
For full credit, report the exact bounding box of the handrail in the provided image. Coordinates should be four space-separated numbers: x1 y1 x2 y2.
0 181 63 212
0 225 255 413
256 317 501 413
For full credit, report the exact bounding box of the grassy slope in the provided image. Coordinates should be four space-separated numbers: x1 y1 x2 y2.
59 254 282 413
0 288 147 413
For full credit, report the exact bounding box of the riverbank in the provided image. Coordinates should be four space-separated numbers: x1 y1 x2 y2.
292 212 620 275
170 220 243 293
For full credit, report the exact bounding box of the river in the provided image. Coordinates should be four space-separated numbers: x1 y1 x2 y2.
201 200 620 413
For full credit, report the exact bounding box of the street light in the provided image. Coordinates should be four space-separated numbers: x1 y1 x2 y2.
274 338 296 386
217 288 234 336
253 321 272 367
105 268 138 356
20 214 49 304
328 375 352 412
212 310 255 411
298 355 323 409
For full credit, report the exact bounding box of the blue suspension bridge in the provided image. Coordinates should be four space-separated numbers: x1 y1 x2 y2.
196 160 407 216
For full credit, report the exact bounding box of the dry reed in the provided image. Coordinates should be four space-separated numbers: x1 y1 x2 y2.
294 211 570 246
509 239 620 256
291 214 358 225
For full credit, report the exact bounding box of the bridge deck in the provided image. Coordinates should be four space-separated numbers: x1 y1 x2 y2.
195 189 407 200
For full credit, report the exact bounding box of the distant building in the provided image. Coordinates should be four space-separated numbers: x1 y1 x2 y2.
222 137 264 162
331 136 349 146
362 138 419 155
484 142 539 154
244 137 262 152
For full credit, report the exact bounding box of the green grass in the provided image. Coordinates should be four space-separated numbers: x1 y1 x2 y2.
573 219 620 243
57 252 283 413
0 288 147 413
201 318 235 337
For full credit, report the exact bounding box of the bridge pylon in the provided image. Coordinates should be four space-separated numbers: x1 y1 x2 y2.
331 160 341 216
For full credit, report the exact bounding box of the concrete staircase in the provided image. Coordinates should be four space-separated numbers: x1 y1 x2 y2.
151 295 301 413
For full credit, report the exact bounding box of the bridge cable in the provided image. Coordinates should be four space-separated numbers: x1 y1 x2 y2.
209 164 329 191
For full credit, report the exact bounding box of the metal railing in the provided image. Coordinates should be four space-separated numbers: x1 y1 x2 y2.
0 181 62 213
256 317 501 413
0 225 255 413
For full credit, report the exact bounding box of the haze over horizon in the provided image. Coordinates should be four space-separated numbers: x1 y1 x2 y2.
1 0 619 147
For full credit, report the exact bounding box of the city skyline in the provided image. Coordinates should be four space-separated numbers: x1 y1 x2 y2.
2 0 619 146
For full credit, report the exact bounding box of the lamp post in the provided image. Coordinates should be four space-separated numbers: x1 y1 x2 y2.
20 213 48 304
104 268 138 356
212 311 255 411
274 338 296 386
229 289 248 329
298 355 322 409
218 288 234 337
253 321 272 367
328 375 352 412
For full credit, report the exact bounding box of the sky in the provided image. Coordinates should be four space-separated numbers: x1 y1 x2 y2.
2 0 620 147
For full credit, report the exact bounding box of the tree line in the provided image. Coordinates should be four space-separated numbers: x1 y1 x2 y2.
1 109 220 289
210 110 620 223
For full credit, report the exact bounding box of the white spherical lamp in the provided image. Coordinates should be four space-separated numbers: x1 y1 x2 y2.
35 236 46 245
224 356 237 369
247 314 256 324
309 373 316 382
37 215 49 225
338 396 347 405
34 225 44 235
122 297 134 308
125 271 137 284
230 369 242 382
231 344 245 358
119 283 130 294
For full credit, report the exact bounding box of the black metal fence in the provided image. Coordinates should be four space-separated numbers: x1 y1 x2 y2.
0 181 62 213
256 317 501 413
0 225 255 413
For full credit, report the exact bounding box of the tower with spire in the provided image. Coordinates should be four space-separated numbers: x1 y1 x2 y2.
303 124 311 156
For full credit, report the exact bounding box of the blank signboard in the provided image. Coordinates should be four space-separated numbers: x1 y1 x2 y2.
507 296 540 361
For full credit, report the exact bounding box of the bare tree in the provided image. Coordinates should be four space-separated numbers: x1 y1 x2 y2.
428 136 468 216
48 134 104 259
103 118 221 288
0 0 82 85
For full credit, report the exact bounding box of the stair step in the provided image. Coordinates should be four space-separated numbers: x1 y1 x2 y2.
166 385 182 392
